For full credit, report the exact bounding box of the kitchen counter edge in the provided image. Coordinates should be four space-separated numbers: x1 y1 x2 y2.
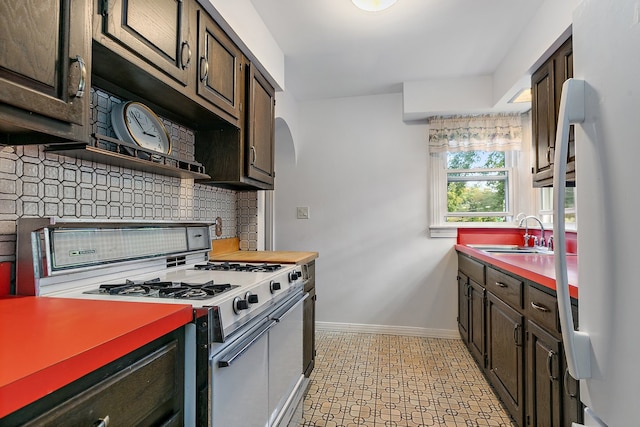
0 297 193 419
455 244 579 299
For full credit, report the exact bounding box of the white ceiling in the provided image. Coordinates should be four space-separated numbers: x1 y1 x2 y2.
249 0 545 102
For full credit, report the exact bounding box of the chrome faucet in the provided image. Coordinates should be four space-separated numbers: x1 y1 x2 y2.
518 215 545 247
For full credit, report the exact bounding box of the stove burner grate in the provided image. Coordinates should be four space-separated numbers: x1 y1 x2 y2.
93 278 237 300
194 262 282 273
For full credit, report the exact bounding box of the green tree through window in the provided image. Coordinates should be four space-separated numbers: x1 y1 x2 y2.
446 151 508 222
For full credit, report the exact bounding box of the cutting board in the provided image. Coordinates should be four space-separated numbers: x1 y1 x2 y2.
209 238 318 265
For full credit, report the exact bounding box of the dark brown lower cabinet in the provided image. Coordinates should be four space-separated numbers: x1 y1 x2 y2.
487 292 525 427
469 279 486 366
303 260 316 377
457 272 470 344
457 251 583 426
1 329 185 427
526 321 562 426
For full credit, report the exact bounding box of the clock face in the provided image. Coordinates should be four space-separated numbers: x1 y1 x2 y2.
111 102 172 155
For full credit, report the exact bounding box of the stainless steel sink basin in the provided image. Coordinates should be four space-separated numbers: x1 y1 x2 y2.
467 244 554 255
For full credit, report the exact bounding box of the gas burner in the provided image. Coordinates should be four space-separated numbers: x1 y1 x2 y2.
89 279 238 300
194 262 283 273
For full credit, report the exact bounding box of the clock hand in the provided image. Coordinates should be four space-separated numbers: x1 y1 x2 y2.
130 113 147 133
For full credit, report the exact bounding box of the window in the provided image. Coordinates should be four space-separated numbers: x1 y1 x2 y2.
431 150 520 224
446 151 512 222
538 187 577 228
428 114 524 229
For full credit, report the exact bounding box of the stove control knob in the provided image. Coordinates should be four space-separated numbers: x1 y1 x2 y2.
270 280 281 294
288 271 301 282
245 292 259 304
233 297 249 314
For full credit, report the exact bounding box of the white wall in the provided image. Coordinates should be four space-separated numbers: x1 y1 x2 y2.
274 93 458 336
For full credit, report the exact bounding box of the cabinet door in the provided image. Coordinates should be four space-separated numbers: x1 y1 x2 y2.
303 284 316 377
469 279 486 367
98 0 192 85
554 37 575 175
196 9 242 122
526 321 562 427
246 63 275 187
0 0 89 127
531 58 556 185
562 357 583 425
532 37 574 187
457 272 470 344
486 292 524 426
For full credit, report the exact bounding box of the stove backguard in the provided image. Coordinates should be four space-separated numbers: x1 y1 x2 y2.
16 218 213 296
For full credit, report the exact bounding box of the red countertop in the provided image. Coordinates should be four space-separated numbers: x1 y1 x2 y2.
455 244 579 299
0 297 193 419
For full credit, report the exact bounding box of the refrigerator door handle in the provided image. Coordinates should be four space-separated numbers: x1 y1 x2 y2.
552 78 591 380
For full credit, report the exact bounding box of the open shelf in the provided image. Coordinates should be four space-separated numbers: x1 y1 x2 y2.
45 134 210 180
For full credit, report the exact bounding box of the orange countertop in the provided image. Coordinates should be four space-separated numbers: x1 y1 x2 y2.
455 244 579 300
0 297 193 418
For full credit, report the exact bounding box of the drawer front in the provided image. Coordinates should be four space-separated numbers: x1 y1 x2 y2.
458 254 485 285
24 341 181 427
527 285 559 334
486 267 523 310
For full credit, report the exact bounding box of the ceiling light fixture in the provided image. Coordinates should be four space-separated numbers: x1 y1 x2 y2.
351 0 398 12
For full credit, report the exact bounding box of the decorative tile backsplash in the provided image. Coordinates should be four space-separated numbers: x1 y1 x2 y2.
0 87 259 273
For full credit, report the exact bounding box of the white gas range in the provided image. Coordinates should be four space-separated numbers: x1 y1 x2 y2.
16 219 308 427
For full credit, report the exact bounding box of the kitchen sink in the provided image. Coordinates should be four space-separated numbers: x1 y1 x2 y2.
467 244 554 255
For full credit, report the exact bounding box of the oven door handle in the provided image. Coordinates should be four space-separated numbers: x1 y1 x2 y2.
218 319 276 368
271 293 308 322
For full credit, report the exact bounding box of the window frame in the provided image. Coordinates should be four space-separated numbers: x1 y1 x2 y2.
430 150 524 234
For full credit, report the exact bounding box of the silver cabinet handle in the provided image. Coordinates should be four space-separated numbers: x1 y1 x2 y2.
93 415 110 427
495 281 508 288
250 146 257 165
181 41 192 69
564 368 578 398
70 55 86 98
513 324 522 347
547 350 558 381
200 57 209 82
530 301 551 312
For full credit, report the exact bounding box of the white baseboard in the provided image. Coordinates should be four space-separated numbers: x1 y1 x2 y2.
315 321 460 339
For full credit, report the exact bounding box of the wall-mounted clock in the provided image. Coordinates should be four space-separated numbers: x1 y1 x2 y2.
111 101 172 155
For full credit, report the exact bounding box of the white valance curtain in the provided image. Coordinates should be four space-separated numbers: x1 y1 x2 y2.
428 114 523 153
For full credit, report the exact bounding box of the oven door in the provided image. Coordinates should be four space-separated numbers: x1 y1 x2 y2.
268 292 308 427
211 318 275 427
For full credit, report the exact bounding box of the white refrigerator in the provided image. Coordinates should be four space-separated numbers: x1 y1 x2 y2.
553 0 640 425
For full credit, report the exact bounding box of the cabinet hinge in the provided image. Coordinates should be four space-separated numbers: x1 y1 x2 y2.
531 167 535 174
100 0 109 16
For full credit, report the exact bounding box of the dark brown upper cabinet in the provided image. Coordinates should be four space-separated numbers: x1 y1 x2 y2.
195 61 275 190
245 62 275 187
95 0 193 86
531 36 574 187
196 9 242 125
0 0 91 144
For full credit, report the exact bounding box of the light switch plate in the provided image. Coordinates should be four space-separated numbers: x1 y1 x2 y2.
296 206 310 219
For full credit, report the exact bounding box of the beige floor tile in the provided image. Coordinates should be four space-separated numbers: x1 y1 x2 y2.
301 331 515 426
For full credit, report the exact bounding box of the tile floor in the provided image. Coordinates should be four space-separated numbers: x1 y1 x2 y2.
300 331 516 427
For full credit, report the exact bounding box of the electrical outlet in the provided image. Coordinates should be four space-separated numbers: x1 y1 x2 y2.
296 206 310 219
